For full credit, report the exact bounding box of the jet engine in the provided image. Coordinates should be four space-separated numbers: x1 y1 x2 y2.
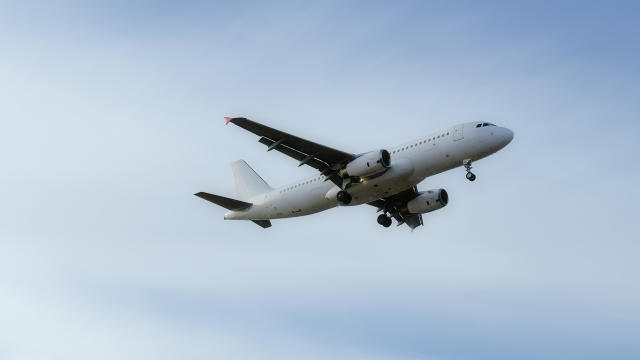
341 149 391 178
405 189 449 214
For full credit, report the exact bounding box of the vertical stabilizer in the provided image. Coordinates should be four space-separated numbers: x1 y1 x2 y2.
230 160 272 201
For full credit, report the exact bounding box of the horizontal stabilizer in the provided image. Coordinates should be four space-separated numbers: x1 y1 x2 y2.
252 220 272 228
194 192 251 211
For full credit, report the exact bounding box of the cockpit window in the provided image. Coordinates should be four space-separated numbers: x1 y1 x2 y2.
476 123 482 128
481 123 496 127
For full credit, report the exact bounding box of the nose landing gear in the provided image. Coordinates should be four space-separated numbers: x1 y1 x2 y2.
463 159 476 181
377 214 392 228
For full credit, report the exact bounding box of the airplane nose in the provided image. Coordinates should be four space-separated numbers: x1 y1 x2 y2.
500 128 514 148
505 128 514 143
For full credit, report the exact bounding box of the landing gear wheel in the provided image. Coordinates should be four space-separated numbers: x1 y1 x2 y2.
463 159 476 182
377 214 392 228
337 190 352 205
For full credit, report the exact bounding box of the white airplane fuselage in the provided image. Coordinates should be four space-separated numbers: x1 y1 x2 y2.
225 122 513 221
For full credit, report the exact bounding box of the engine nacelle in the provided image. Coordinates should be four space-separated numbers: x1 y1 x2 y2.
341 149 390 178
405 189 449 214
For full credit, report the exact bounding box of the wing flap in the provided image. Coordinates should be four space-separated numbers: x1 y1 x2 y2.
228 117 355 168
258 137 328 171
403 214 424 230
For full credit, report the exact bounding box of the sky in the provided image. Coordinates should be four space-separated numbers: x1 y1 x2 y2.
1 0 639 359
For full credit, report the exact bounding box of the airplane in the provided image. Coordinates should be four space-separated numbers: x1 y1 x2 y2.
195 117 514 230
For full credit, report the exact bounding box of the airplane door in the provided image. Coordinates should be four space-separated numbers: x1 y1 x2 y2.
453 125 464 141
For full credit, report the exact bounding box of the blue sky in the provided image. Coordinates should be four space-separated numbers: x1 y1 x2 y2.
1 1 639 359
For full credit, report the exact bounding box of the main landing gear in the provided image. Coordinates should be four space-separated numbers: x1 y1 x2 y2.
377 214 392 228
337 190 352 205
463 159 476 182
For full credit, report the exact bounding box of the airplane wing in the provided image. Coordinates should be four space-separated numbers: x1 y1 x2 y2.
368 186 424 230
225 117 356 186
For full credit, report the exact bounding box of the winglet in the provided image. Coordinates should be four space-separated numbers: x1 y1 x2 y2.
225 117 233 125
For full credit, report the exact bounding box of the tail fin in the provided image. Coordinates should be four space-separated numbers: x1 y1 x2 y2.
230 160 272 201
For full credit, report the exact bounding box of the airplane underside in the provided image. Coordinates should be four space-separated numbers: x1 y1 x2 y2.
196 117 513 230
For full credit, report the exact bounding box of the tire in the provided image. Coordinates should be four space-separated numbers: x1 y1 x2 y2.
337 191 352 205
378 214 392 227
466 172 476 181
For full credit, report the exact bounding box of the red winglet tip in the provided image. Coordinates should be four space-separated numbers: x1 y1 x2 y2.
224 117 232 125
